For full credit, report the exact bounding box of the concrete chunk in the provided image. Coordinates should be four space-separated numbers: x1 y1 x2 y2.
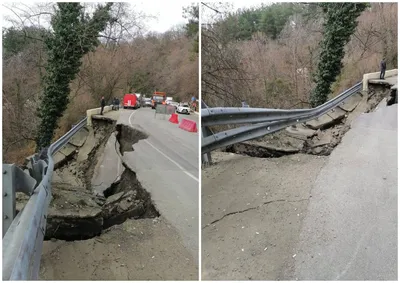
312 134 332 148
105 191 125 205
69 127 89 147
59 143 77 157
306 114 333 130
77 128 96 162
327 107 346 121
285 125 316 140
339 93 363 112
53 152 66 168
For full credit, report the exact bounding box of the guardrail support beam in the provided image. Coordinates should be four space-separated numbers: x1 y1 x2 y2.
201 126 213 165
2 164 37 237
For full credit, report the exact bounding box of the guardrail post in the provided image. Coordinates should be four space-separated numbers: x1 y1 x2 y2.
201 126 212 165
3 165 16 237
201 100 212 165
2 164 37 237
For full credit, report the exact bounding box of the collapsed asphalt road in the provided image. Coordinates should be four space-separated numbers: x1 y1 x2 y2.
36 108 199 280
117 108 199 260
202 87 397 280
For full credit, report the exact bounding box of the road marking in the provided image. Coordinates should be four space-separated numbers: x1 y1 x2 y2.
128 110 199 183
143 139 199 182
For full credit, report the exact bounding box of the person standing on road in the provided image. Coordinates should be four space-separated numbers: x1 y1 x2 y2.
380 58 386 79
100 96 105 115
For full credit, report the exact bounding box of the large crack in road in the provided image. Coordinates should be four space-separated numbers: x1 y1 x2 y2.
33 115 197 280
32 118 160 241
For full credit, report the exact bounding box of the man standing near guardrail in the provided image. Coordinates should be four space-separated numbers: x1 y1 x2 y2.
380 58 386 79
100 96 105 115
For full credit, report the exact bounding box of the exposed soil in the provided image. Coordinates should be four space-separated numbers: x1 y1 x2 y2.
40 218 198 280
116 124 148 154
16 118 160 241
38 114 198 280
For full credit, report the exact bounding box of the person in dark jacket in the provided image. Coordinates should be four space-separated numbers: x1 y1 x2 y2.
380 58 386 79
100 96 105 115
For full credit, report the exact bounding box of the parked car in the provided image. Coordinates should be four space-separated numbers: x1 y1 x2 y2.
143 98 152 107
167 101 179 109
177 103 190 115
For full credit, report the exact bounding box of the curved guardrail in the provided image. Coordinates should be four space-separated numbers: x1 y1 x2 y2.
2 117 87 280
202 82 362 154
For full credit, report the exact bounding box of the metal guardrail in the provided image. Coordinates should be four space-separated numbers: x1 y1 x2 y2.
2 117 87 280
201 82 362 154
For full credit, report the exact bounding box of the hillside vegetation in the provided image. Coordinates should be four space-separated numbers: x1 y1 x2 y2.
3 3 198 164
202 3 397 108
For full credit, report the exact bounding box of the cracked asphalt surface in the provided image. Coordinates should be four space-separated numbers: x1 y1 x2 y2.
201 101 397 280
202 152 327 280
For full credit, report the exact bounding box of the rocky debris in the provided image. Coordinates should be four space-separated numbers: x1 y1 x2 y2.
59 143 77 157
53 152 67 169
44 163 159 241
15 117 160 241
339 93 363 112
285 125 316 140
306 113 334 130
69 127 89 147
76 128 97 162
305 107 346 130
102 190 146 229
46 185 103 240
225 85 391 158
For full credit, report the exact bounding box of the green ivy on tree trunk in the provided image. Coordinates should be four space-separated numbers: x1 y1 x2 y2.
36 3 113 150
310 3 368 107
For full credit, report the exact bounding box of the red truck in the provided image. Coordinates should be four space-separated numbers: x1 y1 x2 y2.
123 93 140 109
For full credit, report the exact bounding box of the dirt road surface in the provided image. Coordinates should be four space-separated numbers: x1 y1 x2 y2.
202 152 327 280
40 217 197 280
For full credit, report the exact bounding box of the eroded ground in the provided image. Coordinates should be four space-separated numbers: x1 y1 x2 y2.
202 84 396 280
19 114 199 280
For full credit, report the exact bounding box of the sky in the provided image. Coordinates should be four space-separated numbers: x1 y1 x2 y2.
2 1 191 33
201 1 272 23
134 1 189 33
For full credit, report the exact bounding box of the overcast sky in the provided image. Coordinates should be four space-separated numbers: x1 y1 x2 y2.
2 1 191 33
201 1 272 23
135 1 189 32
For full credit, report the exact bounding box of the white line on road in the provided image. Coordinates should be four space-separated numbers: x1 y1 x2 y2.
128 110 199 182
